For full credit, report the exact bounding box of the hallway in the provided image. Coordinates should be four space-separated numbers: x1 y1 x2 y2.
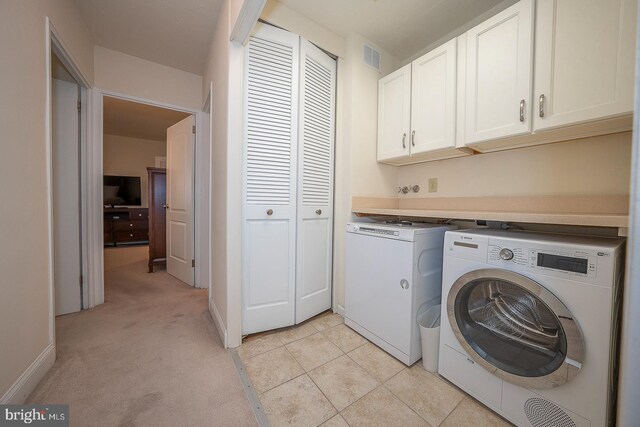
27 246 256 426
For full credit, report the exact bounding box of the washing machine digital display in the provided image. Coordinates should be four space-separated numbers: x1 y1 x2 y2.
537 253 588 274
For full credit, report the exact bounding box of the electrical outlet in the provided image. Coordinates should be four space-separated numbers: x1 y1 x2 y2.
428 178 438 193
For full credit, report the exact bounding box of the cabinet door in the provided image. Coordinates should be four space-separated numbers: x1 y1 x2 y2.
534 0 637 131
464 0 534 144
411 38 457 154
377 64 411 161
295 39 336 324
242 23 299 334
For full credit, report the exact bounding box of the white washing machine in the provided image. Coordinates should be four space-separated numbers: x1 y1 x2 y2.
345 222 455 365
439 229 624 427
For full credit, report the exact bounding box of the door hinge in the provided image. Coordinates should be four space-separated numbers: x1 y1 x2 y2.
77 100 81 112
192 259 195 268
192 125 196 134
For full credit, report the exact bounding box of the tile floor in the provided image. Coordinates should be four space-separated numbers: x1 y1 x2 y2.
238 312 513 427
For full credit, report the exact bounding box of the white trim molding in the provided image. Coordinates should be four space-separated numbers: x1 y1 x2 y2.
0 344 55 404
209 298 228 348
230 0 267 45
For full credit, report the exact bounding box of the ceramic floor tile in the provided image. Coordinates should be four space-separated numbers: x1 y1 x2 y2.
244 347 304 394
286 333 343 371
260 374 337 427
276 322 319 345
322 324 367 353
348 342 405 382
308 354 378 411
385 364 464 426
319 414 349 427
307 312 344 331
441 397 513 427
237 333 283 361
341 386 430 427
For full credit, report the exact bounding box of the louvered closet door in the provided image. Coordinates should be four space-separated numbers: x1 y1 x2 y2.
242 23 300 334
295 39 336 324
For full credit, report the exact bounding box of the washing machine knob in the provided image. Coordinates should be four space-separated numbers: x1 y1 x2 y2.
499 248 514 260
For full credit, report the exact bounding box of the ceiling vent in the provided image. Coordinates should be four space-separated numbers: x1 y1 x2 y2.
363 43 381 72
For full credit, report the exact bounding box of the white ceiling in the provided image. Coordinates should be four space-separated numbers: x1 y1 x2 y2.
278 0 512 61
103 97 191 141
74 0 222 75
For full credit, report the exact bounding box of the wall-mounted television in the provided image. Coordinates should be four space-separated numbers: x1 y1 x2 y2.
103 175 142 206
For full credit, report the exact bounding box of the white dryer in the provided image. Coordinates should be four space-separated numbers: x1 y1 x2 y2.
439 229 624 427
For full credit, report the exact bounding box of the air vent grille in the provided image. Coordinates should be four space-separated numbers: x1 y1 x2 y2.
363 43 381 71
524 398 576 427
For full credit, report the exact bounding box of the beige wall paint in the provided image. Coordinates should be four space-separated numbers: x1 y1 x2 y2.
95 46 202 110
0 0 93 400
103 135 166 207
397 132 632 198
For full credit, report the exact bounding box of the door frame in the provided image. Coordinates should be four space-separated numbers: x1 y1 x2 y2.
89 89 208 305
46 17 91 338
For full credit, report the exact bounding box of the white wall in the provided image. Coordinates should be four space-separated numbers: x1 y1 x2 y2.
397 132 632 198
103 134 166 207
95 46 202 110
0 0 94 402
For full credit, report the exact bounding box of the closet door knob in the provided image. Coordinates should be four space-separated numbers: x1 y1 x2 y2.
316 209 322 215
267 209 273 216
163 204 169 210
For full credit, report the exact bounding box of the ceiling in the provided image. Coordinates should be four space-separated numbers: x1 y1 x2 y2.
278 0 513 61
74 0 222 75
103 97 191 141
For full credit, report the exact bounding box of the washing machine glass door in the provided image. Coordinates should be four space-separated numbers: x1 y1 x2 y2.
447 269 585 389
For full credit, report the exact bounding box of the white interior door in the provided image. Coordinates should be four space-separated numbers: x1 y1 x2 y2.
410 38 457 154
166 115 195 285
53 78 81 316
464 0 534 144
295 39 336 324
242 24 300 334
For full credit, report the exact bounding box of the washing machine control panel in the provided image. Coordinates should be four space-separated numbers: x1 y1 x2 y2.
489 244 597 279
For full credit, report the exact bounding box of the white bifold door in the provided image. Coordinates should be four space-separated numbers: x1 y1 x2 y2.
242 23 336 334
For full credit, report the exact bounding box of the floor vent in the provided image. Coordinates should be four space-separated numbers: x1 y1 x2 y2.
363 43 381 72
524 397 576 427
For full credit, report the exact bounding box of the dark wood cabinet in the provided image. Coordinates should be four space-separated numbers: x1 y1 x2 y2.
104 207 149 245
147 167 166 272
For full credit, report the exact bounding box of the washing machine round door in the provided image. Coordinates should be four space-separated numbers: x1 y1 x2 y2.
447 268 584 389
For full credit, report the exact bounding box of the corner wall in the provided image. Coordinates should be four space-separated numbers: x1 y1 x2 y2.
0 0 94 402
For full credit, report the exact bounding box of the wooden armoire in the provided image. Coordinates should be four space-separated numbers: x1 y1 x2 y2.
147 167 166 272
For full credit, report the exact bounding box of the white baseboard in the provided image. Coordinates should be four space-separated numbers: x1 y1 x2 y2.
336 304 345 317
0 343 55 404
209 298 228 348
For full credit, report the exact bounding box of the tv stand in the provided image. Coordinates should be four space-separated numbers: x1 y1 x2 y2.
104 207 149 246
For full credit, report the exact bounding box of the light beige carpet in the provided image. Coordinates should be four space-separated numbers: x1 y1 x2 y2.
28 245 257 427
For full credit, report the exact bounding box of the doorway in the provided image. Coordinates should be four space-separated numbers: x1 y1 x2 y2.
101 96 196 296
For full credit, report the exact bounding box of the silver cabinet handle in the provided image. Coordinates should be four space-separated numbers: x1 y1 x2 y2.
266 209 273 216
411 130 415 146
539 94 545 118
402 133 406 149
315 209 322 215
519 99 525 122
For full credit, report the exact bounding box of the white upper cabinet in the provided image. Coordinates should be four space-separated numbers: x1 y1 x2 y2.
464 0 534 145
411 38 458 155
377 64 411 161
533 0 637 131
378 40 471 164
